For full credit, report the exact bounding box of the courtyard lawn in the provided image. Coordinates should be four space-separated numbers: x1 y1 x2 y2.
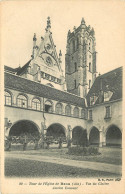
9 146 122 165
5 157 120 178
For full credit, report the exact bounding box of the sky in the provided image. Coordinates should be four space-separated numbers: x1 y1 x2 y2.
1 1 125 75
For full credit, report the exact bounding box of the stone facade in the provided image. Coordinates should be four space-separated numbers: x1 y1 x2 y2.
4 18 122 147
65 18 97 98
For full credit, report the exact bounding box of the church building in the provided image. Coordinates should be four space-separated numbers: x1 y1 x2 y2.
4 17 122 148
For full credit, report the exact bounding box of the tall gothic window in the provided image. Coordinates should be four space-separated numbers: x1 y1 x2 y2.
4 91 12 106
74 80 77 88
73 107 79 118
77 37 79 49
74 62 77 72
17 95 27 108
73 40 75 53
32 98 41 110
45 100 53 113
55 103 63 114
89 80 91 89
89 62 91 72
65 105 71 116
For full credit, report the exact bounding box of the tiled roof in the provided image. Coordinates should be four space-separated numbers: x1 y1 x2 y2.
4 72 85 108
86 67 122 106
4 66 21 74
16 60 31 75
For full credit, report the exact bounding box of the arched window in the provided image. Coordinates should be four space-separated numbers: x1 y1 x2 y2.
17 95 27 108
74 62 77 72
45 100 53 113
32 98 41 110
56 103 63 114
77 37 79 49
81 109 85 119
65 105 71 116
73 40 75 53
89 62 91 72
73 107 79 118
4 91 12 105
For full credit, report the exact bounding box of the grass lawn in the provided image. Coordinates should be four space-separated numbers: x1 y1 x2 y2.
11 146 122 165
5 158 120 178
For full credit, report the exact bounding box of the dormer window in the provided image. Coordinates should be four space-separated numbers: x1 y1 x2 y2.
104 91 113 102
90 95 98 106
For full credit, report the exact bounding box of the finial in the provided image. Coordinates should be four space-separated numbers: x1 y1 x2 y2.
81 17 85 25
90 27 95 36
73 26 76 31
59 50 62 57
46 16 51 31
68 30 71 36
33 33 37 41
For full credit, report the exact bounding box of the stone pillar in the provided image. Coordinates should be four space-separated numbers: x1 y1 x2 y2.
71 106 73 117
13 95 16 106
28 98 32 109
102 134 106 146
52 101 56 113
41 122 47 149
99 131 103 147
4 118 12 137
67 125 72 147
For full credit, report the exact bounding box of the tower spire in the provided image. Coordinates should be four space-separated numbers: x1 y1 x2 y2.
46 16 51 31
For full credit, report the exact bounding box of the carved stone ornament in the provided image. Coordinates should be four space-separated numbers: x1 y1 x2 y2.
45 56 53 67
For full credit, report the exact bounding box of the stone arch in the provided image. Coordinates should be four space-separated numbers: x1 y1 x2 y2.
89 126 99 145
4 89 13 106
16 93 28 108
106 124 122 147
9 119 40 137
72 126 88 146
45 99 53 113
55 102 63 115
32 96 42 103
4 89 13 96
65 104 71 116
17 92 29 99
73 107 79 118
32 97 41 111
46 123 66 140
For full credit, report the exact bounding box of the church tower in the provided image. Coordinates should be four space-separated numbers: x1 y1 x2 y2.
65 18 97 98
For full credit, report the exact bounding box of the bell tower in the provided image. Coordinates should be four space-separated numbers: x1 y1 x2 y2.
65 18 97 98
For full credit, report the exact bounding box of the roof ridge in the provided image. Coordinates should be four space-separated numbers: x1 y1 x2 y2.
4 71 85 100
98 66 122 78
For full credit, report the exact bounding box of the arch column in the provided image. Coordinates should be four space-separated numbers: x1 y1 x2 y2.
67 125 72 140
12 95 16 106
99 130 103 147
67 125 72 147
4 118 12 137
